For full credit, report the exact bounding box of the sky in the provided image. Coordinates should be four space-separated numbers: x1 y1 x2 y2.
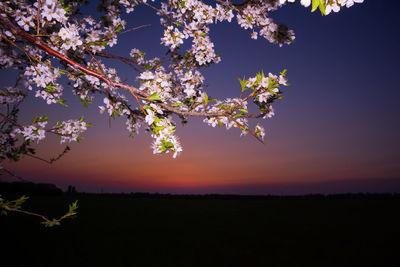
2 1 400 194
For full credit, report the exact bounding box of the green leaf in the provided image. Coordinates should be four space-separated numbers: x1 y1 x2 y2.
83 101 92 108
173 21 182 27
115 25 123 33
319 0 326 15
311 0 319 12
238 77 248 92
57 99 67 107
204 92 209 104
153 126 165 135
148 92 162 101
68 201 78 214
59 69 68 75
239 109 248 114
172 102 182 107
40 116 49 122
312 0 326 15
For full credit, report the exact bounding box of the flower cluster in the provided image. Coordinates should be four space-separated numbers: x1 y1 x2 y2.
54 118 89 144
58 25 83 51
40 0 68 24
24 61 63 104
145 107 183 158
12 116 48 143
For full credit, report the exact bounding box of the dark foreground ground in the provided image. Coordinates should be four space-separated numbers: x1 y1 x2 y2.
1 194 399 267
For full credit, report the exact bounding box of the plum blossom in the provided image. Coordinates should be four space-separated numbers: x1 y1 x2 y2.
145 109 156 125
56 119 89 144
13 121 47 143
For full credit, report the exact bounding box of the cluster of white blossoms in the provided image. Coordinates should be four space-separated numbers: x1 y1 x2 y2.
55 119 89 144
0 0 364 164
57 25 83 51
146 111 183 158
9 114 89 145
12 117 48 143
24 61 63 104
161 26 186 51
40 0 68 24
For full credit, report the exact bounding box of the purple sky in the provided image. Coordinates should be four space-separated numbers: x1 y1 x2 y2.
3 1 400 194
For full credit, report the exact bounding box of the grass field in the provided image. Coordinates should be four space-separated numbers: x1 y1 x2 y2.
1 194 399 267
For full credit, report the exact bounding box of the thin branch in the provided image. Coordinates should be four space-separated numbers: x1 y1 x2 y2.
117 24 152 36
1 168 27 182
0 112 23 130
139 0 163 14
10 208 52 222
36 0 41 36
24 146 70 164
95 51 142 72
7 206 76 227
1 33 38 73
85 48 106 75
226 114 264 144
129 90 147 115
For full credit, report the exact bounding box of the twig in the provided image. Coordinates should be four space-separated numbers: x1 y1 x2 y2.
117 24 152 35
0 112 23 130
95 51 142 72
129 90 147 115
1 168 27 182
36 0 41 36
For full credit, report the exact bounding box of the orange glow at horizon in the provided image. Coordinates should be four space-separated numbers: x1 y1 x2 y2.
7 116 400 194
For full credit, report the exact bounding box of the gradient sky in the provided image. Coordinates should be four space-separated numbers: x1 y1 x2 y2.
2 1 400 194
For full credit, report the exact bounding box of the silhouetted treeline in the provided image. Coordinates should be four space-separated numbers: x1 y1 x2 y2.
0 181 63 196
1 181 399 199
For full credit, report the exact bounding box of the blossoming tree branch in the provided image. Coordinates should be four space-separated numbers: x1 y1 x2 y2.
0 0 363 164
0 0 363 224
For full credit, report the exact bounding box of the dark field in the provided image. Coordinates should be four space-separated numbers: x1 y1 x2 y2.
1 194 400 267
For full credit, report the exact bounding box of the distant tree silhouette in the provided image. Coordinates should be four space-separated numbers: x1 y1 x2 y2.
67 185 77 195
0 181 62 196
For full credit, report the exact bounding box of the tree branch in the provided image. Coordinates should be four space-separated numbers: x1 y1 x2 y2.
0 16 229 118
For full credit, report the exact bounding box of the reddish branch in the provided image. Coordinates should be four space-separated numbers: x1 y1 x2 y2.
0 16 225 117
0 15 266 143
